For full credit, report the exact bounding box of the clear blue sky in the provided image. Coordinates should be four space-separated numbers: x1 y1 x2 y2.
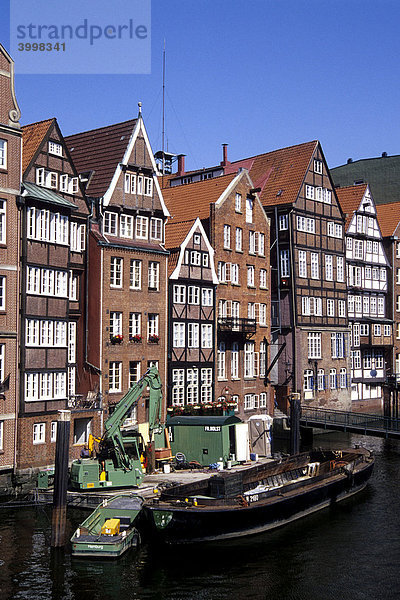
1 0 400 171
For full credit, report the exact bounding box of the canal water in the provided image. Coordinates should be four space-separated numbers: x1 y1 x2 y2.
1 432 400 600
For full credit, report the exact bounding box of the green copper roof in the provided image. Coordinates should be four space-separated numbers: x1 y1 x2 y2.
22 181 78 209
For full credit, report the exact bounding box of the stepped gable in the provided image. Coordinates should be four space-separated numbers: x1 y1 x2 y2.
162 173 237 221
336 184 369 230
376 202 400 238
65 119 137 197
22 118 54 172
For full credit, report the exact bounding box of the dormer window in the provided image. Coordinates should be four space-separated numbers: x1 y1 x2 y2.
0 140 7 169
48 141 63 156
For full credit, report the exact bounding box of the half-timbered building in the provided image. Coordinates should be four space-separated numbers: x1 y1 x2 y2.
18 118 95 469
0 45 21 482
165 217 218 410
162 169 273 419
336 184 392 412
65 108 169 439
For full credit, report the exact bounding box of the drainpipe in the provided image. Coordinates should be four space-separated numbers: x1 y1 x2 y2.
288 209 297 392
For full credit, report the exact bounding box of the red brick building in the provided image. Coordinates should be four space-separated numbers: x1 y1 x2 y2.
66 109 170 442
162 169 273 419
0 45 21 482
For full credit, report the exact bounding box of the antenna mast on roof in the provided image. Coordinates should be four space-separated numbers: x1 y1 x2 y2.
162 39 166 175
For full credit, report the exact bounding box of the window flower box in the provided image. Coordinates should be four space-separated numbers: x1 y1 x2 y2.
130 334 142 343
148 334 159 344
110 334 123 345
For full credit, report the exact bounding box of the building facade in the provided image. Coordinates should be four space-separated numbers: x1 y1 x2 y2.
66 111 170 441
0 45 21 479
337 184 391 412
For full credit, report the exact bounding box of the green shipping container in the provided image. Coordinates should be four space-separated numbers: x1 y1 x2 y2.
166 415 243 466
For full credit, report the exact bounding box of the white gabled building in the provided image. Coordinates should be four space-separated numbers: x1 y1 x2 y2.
337 184 392 412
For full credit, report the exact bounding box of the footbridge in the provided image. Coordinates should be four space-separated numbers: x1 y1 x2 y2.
300 406 400 440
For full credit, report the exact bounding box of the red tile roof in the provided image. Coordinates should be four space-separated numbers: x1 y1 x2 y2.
65 120 137 197
335 184 368 230
226 141 318 207
22 118 54 173
165 219 195 250
162 173 237 222
376 202 400 238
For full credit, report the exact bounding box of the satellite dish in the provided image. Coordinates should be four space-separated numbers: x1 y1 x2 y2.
370 369 377 377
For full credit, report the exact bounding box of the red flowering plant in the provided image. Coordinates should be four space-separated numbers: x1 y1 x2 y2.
110 334 123 344
148 334 160 343
130 334 142 343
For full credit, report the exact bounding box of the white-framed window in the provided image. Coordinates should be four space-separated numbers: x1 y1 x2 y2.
310 253 319 279
70 222 85 252
172 369 184 406
298 250 307 278
217 342 226 380
247 265 255 287
331 333 345 359
0 275 5 309
120 214 134 238
188 286 200 304
378 296 385 316
173 285 186 304
248 302 255 319
188 323 199 348
202 253 209 268
223 225 231 249
374 324 381 337
235 193 242 212
360 324 369 336
33 423 45 445
69 272 78 301
51 421 57 443
110 311 122 336
136 215 149 239
26 372 66 402
130 259 142 290
109 361 122 392
150 217 163 241
0 199 6 244
200 368 213 404
302 296 310 316
104 211 118 236
201 324 213 348
235 227 242 251
352 350 361 370
69 177 79 194
279 214 288 230
129 361 141 388
246 197 253 223
124 172 137 194
148 262 159 291
244 342 255 378
231 342 239 379
129 312 141 337
148 313 159 337
305 185 314 199
337 256 344 282
304 370 314 392
329 369 337 390
190 250 201 265
280 249 290 277
384 324 391 337
110 257 123 288
327 299 335 317
0 139 7 169
338 300 346 318
339 368 347 389
231 263 239 285
314 159 323 174
308 333 321 359
260 269 267 289
26 267 68 298
187 368 199 405
202 288 213 306
259 233 265 256
48 141 62 156
297 216 315 233
68 322 76 363
317 369 325 391
249 231 258 255
325 255 333 281
259 303 267 326
144 177 153 196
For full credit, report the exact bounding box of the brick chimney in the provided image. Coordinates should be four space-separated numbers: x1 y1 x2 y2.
220 143 230 167
177 154 186 176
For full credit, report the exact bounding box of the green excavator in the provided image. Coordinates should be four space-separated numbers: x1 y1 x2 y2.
69 367 163 490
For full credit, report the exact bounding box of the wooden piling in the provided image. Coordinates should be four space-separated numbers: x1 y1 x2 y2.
51 410 71 547
289 393 301 455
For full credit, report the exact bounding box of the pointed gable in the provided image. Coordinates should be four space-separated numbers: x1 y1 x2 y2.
65 119 137 197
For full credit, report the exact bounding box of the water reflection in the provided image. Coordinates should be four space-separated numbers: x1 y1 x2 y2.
1 433 400 600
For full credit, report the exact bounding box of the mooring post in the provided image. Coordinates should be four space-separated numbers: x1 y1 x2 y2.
51 410 71 547
289 393 301 455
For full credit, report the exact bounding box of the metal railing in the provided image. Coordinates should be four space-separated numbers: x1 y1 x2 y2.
68 394 101 411
300 406 400 439
217 317 257 334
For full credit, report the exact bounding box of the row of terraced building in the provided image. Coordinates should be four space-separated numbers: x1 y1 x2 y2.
0 45 398 488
